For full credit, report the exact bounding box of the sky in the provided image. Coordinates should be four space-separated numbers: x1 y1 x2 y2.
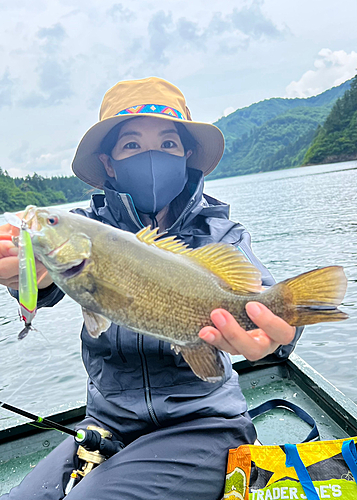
0 0 356 179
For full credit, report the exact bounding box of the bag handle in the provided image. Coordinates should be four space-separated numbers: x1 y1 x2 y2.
342 439 357 482
285 443 320 500
248 398 319 442
285 440 357 500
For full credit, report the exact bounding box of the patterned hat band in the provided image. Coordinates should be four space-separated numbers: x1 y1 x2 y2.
116 104 186 120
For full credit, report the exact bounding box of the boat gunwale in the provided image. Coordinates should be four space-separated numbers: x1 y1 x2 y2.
233 352 357 436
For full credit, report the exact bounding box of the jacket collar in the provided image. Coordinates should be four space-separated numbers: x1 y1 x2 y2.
88 168 230 233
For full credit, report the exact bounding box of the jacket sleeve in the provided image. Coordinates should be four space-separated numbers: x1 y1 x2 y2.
225 225 304 364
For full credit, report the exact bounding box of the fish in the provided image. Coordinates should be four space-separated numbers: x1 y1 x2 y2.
22 205 348 382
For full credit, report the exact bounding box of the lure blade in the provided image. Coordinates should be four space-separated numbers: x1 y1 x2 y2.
18 221 38 339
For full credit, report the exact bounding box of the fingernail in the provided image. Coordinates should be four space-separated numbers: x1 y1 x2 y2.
200 331 215 343
212 311 226 329
246 302 261 319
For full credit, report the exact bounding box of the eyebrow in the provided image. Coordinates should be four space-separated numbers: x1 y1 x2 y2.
118 131 142 139
159 129 180 136
118 129 179 140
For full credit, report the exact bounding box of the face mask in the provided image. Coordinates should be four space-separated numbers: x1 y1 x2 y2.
109 150 188 214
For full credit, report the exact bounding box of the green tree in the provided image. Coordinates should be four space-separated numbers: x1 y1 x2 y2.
304 74 357 165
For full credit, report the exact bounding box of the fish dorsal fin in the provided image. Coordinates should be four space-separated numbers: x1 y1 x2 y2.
188 243 262 293
136 226 190 254
136 227 262 293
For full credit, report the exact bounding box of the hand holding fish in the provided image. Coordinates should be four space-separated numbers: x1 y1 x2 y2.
199 304 296 360
0 221 21 289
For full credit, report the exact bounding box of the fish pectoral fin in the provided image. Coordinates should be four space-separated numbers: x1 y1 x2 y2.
82 308 111 338
172 342 225 383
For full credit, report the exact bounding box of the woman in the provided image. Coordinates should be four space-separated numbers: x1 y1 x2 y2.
0 77 298 499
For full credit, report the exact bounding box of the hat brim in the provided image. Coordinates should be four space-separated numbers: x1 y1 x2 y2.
72 114 224 189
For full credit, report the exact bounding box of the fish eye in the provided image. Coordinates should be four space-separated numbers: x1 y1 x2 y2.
47 215 59 226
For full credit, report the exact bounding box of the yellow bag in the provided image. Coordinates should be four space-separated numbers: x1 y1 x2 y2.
224 401 357 500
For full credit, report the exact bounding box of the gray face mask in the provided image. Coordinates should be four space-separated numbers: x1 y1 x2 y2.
109 150 188 214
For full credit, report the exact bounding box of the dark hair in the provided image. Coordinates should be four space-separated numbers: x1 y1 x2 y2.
100 122 126 156
175 122 198 154
99 118 198 156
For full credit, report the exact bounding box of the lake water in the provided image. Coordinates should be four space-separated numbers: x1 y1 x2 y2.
0 160 356 429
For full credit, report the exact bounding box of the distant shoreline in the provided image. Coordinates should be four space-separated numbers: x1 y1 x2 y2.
207 157 357 181
2 159 356 216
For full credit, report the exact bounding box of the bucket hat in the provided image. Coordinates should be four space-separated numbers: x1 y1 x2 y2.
72 77 224 189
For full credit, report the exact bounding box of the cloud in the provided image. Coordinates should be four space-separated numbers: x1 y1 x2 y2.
1 3 286 113
18 23 73 107
223 106 235 117
7 147 75 178
9 140 30 164
2 0 353 180
0 69 16 108
286 49 357 97
147 10 174 64
231 0 283 40
106 3 135 22
117 2 286 81
37 23 67 53
177 17 206 47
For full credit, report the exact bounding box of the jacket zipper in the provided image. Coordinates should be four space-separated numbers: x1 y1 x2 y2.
169 198 195 233
137 334 161 427
118 195 144 229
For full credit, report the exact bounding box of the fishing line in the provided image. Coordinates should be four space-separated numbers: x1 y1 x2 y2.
0 329 53 423
0 211 53 424
0 330 53 402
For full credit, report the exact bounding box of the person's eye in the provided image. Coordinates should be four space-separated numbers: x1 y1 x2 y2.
123 142 140 149
162 140 177 149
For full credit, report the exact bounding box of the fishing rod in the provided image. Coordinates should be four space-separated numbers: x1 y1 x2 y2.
0 401 123 457
1 400 124 496
0 400 79 437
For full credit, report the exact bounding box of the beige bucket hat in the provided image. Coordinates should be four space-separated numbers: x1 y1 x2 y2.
72 77 225 189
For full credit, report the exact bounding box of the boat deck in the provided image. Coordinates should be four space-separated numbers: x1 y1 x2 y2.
1 353 357 495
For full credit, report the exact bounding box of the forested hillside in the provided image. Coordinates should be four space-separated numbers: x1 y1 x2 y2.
0 171 93 213
210 78 353 179
303 75 357 165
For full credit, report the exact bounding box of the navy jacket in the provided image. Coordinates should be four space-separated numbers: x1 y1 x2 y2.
10 169 302 440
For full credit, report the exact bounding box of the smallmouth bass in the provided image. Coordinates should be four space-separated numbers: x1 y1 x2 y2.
22 206 348 382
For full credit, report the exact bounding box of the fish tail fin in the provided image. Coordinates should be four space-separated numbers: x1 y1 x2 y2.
276 265 348 326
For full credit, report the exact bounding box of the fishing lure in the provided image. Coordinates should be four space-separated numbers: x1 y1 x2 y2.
4 212 38 339
17 219 38 339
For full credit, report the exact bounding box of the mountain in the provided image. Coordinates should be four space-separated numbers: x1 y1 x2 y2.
209 79 353 179
303 75 357 165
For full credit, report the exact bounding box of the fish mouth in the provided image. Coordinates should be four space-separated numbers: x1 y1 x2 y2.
60 259 88 279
